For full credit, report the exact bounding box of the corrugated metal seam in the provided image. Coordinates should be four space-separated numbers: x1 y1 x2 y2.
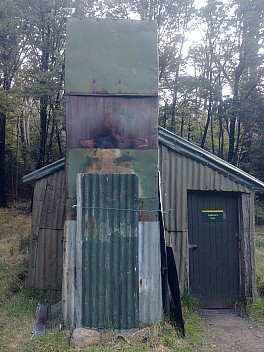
158 126 264 192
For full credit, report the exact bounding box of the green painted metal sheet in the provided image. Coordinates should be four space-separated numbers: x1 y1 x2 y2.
65 18 158 95
66 149 158 217
80 173 139 329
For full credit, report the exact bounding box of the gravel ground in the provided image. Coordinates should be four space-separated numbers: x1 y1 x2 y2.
200 309 264 352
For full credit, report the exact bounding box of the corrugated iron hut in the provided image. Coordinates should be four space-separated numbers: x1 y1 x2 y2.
23 18 264 328
158 127 264 308
24 126 264 319
24 125 264 313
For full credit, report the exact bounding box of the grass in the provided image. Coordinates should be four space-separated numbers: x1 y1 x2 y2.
0 206 34 352
246 226 264 323
1 204 263 351
0 205 208 351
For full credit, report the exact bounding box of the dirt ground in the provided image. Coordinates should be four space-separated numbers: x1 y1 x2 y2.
200 309 264 352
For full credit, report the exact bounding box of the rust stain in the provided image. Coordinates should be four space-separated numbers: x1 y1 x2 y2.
79 110 149 149
139 279 143 287
139 201 144 221
116 191 126 197
91 218 95 232
63 224 67 256
145 278 148 286
66 271 69 289
85 220 89 240
88 149 133 174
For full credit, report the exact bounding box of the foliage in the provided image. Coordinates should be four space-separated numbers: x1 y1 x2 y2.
0 0 264 206
181 291 198 313
255 200 264 226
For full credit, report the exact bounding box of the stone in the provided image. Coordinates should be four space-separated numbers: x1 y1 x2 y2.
70 328 101 349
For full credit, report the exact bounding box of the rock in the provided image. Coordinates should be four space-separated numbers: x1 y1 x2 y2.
132 327 151 342
70 328 101 349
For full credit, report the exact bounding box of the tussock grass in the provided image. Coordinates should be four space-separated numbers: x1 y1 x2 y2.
0 206 207 352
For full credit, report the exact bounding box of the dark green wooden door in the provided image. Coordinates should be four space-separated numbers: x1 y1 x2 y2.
188 191 239 308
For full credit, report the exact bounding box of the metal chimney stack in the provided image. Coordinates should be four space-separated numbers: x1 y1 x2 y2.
63 18 162 330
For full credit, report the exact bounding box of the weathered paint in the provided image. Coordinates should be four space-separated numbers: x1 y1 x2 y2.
66 149 158 217
239 193 257 299
66 96 158 149
79 173 139 329
63 17 159 331
138 222 162 324
65 18 158 95
28 168 65 293
62 220 77 328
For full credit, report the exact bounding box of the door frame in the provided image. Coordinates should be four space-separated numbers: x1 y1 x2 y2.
187 190 241 308
187 190 256 304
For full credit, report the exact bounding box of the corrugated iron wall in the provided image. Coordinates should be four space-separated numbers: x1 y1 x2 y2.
28 168 65 293
158 143 252 291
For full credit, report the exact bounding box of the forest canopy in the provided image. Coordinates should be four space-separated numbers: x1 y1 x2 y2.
0 0 263 206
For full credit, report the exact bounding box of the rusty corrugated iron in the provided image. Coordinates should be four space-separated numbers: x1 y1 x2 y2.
78 173 139 329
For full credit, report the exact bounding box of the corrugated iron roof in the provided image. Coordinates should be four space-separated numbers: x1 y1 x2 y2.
158 127 264 192
22 159 65 183
23 128 264 192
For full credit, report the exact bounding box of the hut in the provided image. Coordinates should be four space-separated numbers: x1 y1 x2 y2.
24 127 264 311
23 18 264 329
158 126 264 308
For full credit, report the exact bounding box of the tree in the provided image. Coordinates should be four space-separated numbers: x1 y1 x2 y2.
0 0 26 206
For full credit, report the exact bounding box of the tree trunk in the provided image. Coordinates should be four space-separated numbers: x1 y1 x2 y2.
228 74 239 164
38 95 48 169
0 111 7 207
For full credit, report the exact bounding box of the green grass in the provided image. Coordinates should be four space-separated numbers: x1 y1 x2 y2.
247 226 264 322
0 206 208 351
